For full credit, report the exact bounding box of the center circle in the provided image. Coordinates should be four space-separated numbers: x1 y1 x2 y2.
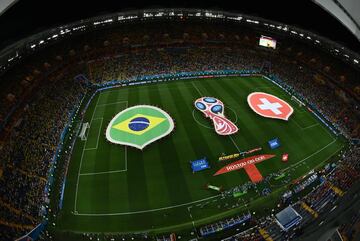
128 117 150 131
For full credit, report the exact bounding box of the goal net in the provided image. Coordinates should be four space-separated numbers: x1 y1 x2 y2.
79 122 90 141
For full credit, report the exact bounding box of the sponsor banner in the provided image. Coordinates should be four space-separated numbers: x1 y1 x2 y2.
241 147 262 155
214 154 275 176
191 158 210 172
219 153 240 161
219 147 262 161
268 138 281 149
247 92 293 120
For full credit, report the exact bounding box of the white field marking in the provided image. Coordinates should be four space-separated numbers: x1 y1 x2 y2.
79 102 129 176
74 194 221 216
281 139 339 173
83 147 98 151
94 118 103 150
302 123 319 130
229 135 241 153
192 81 204 96
80 169 127 176
74 93 101 212
317 119 337 141
79 146 128 176
292 117 319 131
96 101 128 108
292 118 304 129
84 118 103 150
292 113 336 141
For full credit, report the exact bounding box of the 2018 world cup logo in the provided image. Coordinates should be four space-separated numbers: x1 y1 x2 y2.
194 97 238 135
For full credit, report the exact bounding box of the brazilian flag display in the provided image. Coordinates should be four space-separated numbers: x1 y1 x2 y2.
106 105 175 149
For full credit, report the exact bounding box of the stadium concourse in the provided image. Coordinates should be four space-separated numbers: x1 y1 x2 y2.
0 14 359 241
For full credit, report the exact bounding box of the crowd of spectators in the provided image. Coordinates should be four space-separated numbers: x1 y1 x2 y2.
0 64 86 239
0 21 359 240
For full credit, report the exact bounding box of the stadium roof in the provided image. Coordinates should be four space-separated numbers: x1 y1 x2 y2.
0 0 17 16
0 1 359 52
314 0 360 41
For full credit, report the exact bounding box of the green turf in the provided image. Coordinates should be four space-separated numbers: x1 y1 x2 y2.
55 76 345 234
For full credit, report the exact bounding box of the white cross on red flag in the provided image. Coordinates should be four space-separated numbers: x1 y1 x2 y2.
247 92 294 121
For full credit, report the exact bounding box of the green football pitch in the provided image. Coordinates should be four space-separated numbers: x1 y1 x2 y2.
56 76 345 234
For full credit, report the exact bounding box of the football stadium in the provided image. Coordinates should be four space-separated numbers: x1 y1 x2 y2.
0 2 359 241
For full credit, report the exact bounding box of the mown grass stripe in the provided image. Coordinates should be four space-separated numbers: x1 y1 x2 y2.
139 82 173 209
125 84 152 228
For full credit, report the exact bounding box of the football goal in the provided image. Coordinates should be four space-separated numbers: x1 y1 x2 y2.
79 122 90 141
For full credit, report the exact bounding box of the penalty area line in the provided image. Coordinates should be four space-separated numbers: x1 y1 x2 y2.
192 81 204 96
281 138 338 173
301 123 319 130
74 194 221 216
95 101 128 108
74 94 101 212
80 169 127 176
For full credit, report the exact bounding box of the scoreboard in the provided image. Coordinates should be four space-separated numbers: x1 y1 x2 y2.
259 35 277 49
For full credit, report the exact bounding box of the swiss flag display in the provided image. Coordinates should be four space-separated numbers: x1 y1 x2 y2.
247 92 294 121
282 153 289 162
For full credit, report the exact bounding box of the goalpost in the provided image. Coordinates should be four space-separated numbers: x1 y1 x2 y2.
79 122 90 141
291 95 305 108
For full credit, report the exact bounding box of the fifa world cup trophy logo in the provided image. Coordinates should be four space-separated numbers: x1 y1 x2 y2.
195 97 238 135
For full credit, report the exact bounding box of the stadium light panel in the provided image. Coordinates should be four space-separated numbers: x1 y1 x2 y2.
155 12 164 17
144 13 153 17
354 59 359 64
246 19 259 24
228 16 242 21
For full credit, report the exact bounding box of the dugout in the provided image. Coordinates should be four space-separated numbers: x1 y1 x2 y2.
275 206 302 231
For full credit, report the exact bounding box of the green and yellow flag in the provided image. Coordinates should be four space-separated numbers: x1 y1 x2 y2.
106 105 174 149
